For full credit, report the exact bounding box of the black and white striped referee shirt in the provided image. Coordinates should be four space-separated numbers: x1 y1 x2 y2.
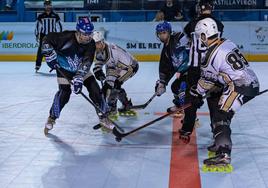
35 11 62 37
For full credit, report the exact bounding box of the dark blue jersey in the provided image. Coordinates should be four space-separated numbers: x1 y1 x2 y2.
42 31 96 75
159 32 189 85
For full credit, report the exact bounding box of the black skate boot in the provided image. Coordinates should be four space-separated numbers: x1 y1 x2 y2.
44 116 56 135
99 115 114 133
204 152 231 166
118 99 136 116
202 147 233 173
35 65 40 73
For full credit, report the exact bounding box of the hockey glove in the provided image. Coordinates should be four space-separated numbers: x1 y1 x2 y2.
73 75 83 94
43 47 58 70
179 129 191 144
189 85 204 108
94 70 106 81
155 80 166 96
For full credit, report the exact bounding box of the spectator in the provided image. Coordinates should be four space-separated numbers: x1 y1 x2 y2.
153 10 165 22
160 0 183 21
3 0 16 11
181 0 197 21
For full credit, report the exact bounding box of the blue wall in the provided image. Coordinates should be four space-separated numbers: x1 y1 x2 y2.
0 0 268 22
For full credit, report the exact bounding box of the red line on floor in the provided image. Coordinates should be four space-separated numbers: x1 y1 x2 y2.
169 117 201 188
154 112 209 116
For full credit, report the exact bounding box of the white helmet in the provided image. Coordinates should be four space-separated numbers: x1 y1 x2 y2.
93 31 104 43
195 18 219 45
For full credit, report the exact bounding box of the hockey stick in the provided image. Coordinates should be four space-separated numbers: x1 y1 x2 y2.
130 93 157 110
112 88 268 141
91 80 109 130
36 71 56 77
112 84 222 142
258 89 268 95
55 66 124 133
112 103 191 142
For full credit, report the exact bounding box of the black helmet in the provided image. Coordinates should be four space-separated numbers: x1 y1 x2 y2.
44 0 51 5
198 0 214 11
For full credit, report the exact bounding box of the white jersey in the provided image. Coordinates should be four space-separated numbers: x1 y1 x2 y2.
93 42 138 87
197 39 259 96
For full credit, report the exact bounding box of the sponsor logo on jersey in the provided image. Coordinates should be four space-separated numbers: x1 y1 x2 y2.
66 55 82 71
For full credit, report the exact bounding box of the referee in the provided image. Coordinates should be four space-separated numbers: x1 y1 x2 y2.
178 0 225 143
34 0 62 72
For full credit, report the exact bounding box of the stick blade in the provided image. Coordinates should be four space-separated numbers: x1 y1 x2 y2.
112 127 125 138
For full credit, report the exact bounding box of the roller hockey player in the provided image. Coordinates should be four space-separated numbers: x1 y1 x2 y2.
92 31 139 118
154 21 190 118
179 0 225 144
191 18 259 171
42 17 113 134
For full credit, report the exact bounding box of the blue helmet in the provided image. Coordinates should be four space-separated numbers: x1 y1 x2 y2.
76 17 94 34
155 21 172 34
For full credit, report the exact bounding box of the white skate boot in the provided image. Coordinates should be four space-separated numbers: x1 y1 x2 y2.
99 116 115 132
44 116 56 135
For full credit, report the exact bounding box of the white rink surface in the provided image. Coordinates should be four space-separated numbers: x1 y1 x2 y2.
0 62 268 188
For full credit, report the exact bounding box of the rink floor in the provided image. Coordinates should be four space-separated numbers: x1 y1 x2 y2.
0 62 268 188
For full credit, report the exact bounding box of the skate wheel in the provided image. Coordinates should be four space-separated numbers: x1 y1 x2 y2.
109 116 118 121
216 166 225 172
203 165 216 172
202 164 233 173
225 165 233 173
115 137 122 142
119 111 137 117
210 166 217 172
202 165 209 172
100 128 110 134
202 165 213 172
